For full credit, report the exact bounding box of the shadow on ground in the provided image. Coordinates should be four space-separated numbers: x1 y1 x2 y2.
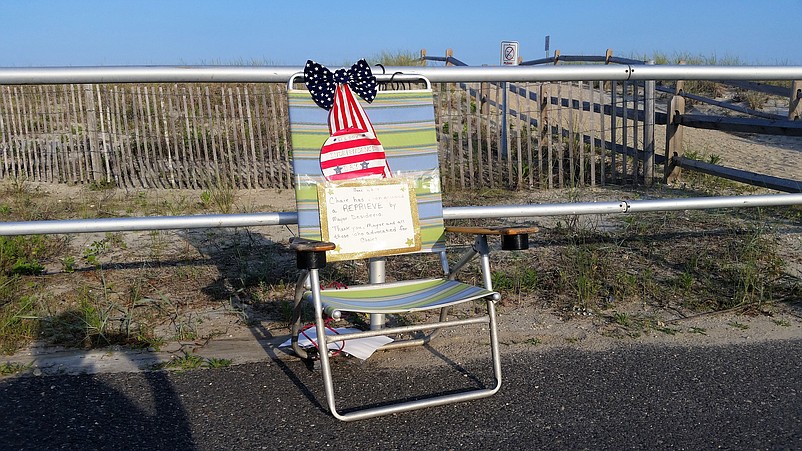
0 371 194 449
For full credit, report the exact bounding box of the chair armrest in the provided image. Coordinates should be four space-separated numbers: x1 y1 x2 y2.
289 237 336 270
445 226 538 251
289 237 336 252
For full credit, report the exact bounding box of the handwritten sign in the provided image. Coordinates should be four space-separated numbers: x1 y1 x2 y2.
318 179 421 261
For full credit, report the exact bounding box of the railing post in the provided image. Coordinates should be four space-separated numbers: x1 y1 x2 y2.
789 80 802 120
643 60 656 185
664 61 686 184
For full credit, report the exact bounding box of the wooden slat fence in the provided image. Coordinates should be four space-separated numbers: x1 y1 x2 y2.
0 77 657 191
0 83 293 189
433 79 658 191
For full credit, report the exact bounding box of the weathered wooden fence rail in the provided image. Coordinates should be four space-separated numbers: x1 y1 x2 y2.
662 73 802 191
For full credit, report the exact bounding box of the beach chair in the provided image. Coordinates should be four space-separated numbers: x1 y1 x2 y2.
286 63 536 421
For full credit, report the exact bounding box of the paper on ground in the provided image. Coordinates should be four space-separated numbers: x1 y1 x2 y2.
280 327 393 360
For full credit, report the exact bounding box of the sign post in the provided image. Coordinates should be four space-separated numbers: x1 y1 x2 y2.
499 41 519 158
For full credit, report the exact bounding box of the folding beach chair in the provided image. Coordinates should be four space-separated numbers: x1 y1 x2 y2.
286 62 536 421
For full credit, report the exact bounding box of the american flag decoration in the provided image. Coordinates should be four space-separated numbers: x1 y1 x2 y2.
304 60 392 181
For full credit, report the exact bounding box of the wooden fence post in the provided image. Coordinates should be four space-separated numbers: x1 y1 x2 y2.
95 86 113 184
83 84 105 182
643 61 656 185
664 62 686 183
610 80 617 182
789 80 802 120
539 83 550 188
0 88 9 178
465 86 475 189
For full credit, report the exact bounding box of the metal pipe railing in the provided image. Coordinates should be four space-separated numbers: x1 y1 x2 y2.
0 193 800 236
0 212 297 236
2 64 802 85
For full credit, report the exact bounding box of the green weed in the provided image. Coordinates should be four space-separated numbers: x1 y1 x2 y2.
206 357 232 368
728 321 750 330
61 256 76 273
559 246 603 308
159 352 206 370
674 271 695 292
370 50 425 66
612 311 631 328
719 225 783 309
0 361 31 376
491 267 539 292
199 190 212 208
133 333 165 351
158 352 232 370
0 235 50 276
208 181 237 214
77 294 114 347
0 291 38 354
605 312 679 338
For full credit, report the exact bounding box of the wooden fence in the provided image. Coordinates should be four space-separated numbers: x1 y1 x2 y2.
0 83 293 189
431 50 660 190
435 79 658 190
663 75 802 192
0 69 659 191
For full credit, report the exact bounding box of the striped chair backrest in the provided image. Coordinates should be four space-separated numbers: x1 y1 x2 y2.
288 86 446 261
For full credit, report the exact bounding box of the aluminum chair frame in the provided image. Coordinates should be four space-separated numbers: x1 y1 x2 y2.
286 74 535 420
291 234 504 421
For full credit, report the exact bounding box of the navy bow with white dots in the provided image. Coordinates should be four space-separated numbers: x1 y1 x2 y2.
304 59 377 110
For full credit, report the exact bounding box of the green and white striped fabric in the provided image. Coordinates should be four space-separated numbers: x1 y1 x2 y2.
314 278 495 316
288 88 447 257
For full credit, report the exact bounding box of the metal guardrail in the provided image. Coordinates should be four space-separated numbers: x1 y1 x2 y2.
0 193 801 236
3 64 802 85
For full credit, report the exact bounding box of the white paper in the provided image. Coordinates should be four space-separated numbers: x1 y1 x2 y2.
280 327 393 360
319 180 420 260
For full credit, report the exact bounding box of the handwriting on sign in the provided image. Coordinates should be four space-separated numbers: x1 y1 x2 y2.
319 181 420 260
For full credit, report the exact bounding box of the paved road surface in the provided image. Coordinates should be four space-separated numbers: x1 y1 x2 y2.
1 339 800 450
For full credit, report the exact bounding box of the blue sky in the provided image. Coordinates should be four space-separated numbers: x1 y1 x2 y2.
2 0 800 67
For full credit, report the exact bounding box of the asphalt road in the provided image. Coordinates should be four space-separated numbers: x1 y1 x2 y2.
1 339 800 450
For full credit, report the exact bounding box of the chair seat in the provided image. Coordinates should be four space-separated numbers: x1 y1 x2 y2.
310 278 497 316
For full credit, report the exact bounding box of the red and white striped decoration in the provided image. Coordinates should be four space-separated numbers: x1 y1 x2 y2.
320 84 391 181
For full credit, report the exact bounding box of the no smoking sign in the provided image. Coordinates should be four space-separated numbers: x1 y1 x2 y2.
500 41 519 66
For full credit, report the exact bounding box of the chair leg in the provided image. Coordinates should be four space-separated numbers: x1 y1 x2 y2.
302 268 502 421
314 303 502 420
319 307 502 421
486 298 503 387
290 270 310 359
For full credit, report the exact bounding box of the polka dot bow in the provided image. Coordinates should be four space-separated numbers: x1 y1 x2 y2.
304 59 377 110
